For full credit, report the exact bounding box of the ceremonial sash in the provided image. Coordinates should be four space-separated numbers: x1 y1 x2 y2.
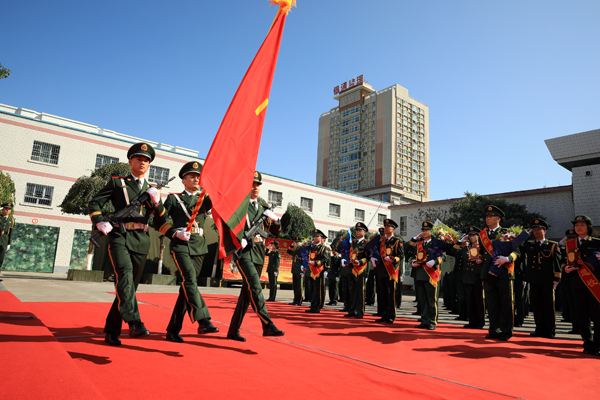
418 241 440 287
309 250 323 279
350 242 367 277
381 236 398 282
479 229 514 275
566 239 600 302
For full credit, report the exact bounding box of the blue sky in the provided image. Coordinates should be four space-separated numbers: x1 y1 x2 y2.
1 1 599 200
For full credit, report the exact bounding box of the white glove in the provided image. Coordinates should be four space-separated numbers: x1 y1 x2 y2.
309 260 315 266
96 221 113 235
413 233 423 241
241 238 248 249
300 273 304 278
595 252 600 260
335 277 339 282
370 257 378 266
262 209 279 223
425 260 435 268
174 230 191 241
558 237 567 246
6 245 10 251
384 256 392 262
274 272 278 277
553 281 559 290
146 187 160 204
494 256 510 266
460 235 468 243
324 271 328 278
411 261 420 268
341 259 347 267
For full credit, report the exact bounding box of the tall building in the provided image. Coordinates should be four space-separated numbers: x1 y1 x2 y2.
316 77 430 204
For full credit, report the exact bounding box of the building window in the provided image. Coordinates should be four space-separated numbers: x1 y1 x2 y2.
24 183 54 206
31 140 60 165
399 216 407 236
95 154 119 169
327 230 337 243
355 209 365 221
268 190 283 206
300 197 313 212
149 165 170 184
329 203 341 217
378 213 386 225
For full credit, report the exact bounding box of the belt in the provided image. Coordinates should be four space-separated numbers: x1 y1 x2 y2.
114 222 148 231
190 227 203 236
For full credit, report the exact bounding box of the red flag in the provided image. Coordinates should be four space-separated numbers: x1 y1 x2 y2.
200 1 293 258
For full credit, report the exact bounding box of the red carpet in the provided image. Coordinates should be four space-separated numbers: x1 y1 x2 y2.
2 291 598 399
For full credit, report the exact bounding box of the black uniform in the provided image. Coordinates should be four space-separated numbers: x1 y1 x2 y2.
266 247 280 301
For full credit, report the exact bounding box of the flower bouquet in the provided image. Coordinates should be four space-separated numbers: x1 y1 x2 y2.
431 221 461 245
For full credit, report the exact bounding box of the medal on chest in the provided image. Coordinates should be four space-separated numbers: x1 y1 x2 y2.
416 241 427 263
468 246 480 261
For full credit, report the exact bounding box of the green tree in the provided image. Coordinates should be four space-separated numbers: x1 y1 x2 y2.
279 203 315 240
60 162 131 216
445 192 546 233
0 63 10 80
0 170 16 215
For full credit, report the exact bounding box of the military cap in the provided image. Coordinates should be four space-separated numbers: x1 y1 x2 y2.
1 202 13 209
565 229 577 238
467 226 481 235
127 142 155 162
378 227 384 234
355 222 368 232
421 221 434 230
572 215 593 225
529 218 548 230
484 205 505 218
179 161 202 179
253 171 263 185
313 229 327 239
272 240 280 248
384 218 398 229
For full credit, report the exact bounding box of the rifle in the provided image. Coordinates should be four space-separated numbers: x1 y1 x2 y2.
89 176 175 248
232 201 278 260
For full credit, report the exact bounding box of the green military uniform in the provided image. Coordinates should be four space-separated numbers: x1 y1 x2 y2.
522 219 561 338
228 172 282 340
287 240 304 305
344 224 369 319
480 205 520 341
327 252 342 305
565 216 600 355
88 143 168 340
453 250 468 321
306 230 331 313
513 250 527 327
339 247 352 312
158 161 216 339
406 221 443 330
266 244 280 301
0 203 15 271
365 219 404 323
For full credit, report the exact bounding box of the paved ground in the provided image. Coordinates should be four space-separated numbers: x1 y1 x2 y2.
0 271 581 340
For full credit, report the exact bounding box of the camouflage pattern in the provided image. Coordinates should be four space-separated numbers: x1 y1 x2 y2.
69 229 92 270
2 223 59 272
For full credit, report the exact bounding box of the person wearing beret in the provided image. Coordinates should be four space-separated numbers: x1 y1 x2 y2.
227 172 284 342
364 219 404 323
266 240 281 302
559 229 580 334
449 226 488 329
342 223 370 319
405 221 444 330
156 161 218 342
480 205 520 341
305 229 331 313
562 215 600 355
286 237 304 305
88 142 169 346
522 219 561 338
0 203 15 275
